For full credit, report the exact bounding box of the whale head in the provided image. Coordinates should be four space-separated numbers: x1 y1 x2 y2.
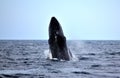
49 17 64 38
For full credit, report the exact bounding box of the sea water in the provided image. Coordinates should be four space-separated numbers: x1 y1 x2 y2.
0 40 120 78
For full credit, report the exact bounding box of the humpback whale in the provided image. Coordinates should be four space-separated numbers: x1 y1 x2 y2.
48 17 72 61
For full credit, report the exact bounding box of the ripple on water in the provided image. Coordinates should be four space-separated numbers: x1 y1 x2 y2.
91 64 101 68
107 52 120 55
72 71 90 75
0 74 46 78
78 57 89 60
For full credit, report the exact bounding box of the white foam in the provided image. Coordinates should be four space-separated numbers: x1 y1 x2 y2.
44 49 52 59
70 52 78 61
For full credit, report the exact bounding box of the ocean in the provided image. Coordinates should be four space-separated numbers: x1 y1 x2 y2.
0 40 120 78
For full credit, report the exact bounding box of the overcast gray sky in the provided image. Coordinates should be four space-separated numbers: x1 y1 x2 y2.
0 0 120 40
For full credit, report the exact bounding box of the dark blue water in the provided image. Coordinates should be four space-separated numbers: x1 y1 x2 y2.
0 40 120 78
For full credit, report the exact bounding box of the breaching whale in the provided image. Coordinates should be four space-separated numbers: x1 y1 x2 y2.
48 17 72 61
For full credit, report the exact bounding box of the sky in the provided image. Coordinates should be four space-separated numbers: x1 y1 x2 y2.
0 0 120 40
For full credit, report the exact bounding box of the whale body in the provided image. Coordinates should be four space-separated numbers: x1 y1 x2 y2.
48 17 72 61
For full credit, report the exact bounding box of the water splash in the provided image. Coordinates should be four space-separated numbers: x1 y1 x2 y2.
44 49 78 61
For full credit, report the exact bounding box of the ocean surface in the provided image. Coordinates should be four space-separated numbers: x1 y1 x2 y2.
0 40 120 78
